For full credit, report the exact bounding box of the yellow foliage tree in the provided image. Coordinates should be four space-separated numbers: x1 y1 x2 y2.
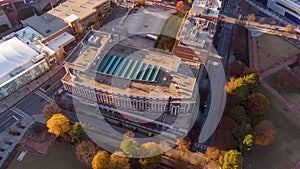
46 113 71 137
138 142 162 169
110 151 130 169
92 150 111 169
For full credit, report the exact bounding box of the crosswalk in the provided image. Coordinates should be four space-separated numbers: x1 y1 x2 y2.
10 107 29 118
34 90 55 104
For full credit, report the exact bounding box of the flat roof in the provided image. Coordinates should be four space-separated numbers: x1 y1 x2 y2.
23 14 67 37
0 37 38 84
47 32 75 52
48 0 108 21
65 31 111 71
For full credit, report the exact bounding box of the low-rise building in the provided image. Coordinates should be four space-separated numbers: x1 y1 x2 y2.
255 0 300 24
61 30 200 138
0 26 75 100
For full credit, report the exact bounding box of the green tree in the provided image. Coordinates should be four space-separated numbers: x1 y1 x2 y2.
110 151 130 169
138 142 162 169
69 122 87 145
120 138 138 157
46 114 71 137
254 120 277 146
227 106 247 124
219 150 243 169
247 93 270 116
92 151 111 169
234 123 252 140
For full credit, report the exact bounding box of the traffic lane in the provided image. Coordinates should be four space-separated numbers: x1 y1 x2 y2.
0 110 14 122
40 68 65 92
46 81 63 97
15 93 48 115
0 116 16 133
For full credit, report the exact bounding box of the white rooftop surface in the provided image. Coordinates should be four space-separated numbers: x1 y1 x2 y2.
47 32 75 52
13 26 44 52
0 37 38 84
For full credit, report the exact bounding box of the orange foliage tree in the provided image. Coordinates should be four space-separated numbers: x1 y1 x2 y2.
254 120 277 146
247 93 270 116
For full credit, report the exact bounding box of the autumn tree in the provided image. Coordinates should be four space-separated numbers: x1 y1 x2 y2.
244 73 259 90
46 113 70 137
134 0 145 6
92 151 111 169
247 93 270 116
219 150 243 169
76 139 100 167
241 134 253 152
258 17 265 24
69 122 87 145
110 151 130 169
138 142 162 169
227 73 259 99
270 19 277 26
176 1 185 12
243 67 258 76
234 123 252 142
176 138 191 151
227 106 247 124
205 146 224 162
120 138 138 157
43 103 60 118
254 120 277 146
247 13 256 23
227 61 246 78
285 24 294 34
123 130 134 139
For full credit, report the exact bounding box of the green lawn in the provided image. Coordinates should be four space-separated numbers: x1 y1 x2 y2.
258 50 278 72
7 142 86 169
257 34 299 62
244 86 300 169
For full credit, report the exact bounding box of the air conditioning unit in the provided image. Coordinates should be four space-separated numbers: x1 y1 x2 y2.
32 52 47 63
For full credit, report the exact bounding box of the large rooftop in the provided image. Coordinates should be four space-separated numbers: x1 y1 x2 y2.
23 14 67 37
47 0 108 21
0 37 38 84
63 31 198 99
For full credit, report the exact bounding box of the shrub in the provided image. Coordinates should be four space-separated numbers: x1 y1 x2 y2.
118 122 123 127
4 140 13 145
16 122 25 129
132 127 137 132
8 129 21 136
148 132 153 137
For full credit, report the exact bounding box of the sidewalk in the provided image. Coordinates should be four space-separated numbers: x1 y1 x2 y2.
0 63 64 115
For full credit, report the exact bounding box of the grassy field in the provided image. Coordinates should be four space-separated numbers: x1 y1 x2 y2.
258 50 278 72
257 34 299 62
6 142 86 169
244 86 300 169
